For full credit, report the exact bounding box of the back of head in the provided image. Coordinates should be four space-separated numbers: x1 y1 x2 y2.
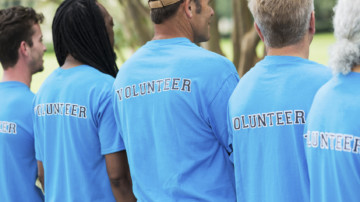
0 6 43 69
248 0 314 48
329 0 360 75
149 0 186 24
52 0 118 77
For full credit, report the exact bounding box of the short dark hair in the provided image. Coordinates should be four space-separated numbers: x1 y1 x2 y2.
52 0 118 77
150 0 201 24
0 6 44 69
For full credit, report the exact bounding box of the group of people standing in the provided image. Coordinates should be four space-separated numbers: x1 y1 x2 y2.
0 0 358 201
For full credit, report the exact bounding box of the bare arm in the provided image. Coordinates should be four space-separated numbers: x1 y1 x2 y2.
105 151 136 202
37 160 44 192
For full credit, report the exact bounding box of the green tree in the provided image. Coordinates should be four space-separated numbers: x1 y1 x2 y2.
315 0 336 32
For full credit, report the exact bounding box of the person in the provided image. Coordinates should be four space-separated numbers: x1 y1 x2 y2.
304 0 360 201
32 0 135 201
228 0 332 201
113 0 239 201
0 6 46 202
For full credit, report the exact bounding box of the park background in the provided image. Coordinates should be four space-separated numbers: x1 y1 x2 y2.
0 0 337 92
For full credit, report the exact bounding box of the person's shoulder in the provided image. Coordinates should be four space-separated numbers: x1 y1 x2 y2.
6 85 34 108
304 61 332 79
116 44 149 72
156 37 236 72
37 67 62 91
23 87 35 100
189 46 238 74
77 65 115 83
302 59 329 71
81 67 115 94
0 82 34 98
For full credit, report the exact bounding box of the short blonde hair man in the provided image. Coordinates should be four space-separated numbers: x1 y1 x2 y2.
228 0 331 201
248 0 314 48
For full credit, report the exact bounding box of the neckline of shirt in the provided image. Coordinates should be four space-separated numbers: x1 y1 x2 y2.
0 81 29 89
338 71 360 79
58 64 92 72
147 37 192 46
261 55 319 66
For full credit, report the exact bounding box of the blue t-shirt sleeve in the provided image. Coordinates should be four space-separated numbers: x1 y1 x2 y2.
227 104 234 163
34 135 42 161
207 73 239 153
33 103 43 161
98 93 125 155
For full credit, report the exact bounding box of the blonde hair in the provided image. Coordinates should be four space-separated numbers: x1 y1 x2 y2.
329 0 360 75
248 0 314 48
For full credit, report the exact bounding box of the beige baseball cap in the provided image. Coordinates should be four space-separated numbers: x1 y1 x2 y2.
148 0 182 9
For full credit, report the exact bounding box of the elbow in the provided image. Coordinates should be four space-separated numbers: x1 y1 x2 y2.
38 174 44 184
108 173 131 187
37 161 45 191
38 171 44 186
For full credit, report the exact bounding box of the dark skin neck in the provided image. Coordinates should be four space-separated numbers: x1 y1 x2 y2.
61 55 84 69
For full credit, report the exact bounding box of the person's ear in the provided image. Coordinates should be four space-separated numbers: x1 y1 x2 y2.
254 22 265 42
19 41 30 57
184 0 193 18
309 11 316 35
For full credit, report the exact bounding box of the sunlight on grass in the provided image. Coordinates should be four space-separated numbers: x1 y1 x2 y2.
309 33 335 66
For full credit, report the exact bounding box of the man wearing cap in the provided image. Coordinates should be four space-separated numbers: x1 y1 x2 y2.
113 0 238 201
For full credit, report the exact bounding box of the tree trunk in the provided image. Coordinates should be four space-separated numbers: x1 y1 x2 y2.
232 0 261 76
232 0 242 68
238 27 261 76
117 0 152 46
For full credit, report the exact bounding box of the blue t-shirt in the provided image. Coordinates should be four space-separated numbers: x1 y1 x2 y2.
228 56 331 202
304 72 360 202
0 81 44 202
113 37 239 201
33 65 124 202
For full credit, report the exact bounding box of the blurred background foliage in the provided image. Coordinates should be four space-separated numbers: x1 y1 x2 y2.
1 0 337 91
0 0 337 48
314 0 337 32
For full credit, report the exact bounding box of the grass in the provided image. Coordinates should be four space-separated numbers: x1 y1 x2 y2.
309 33 335 65
0 33 335 93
